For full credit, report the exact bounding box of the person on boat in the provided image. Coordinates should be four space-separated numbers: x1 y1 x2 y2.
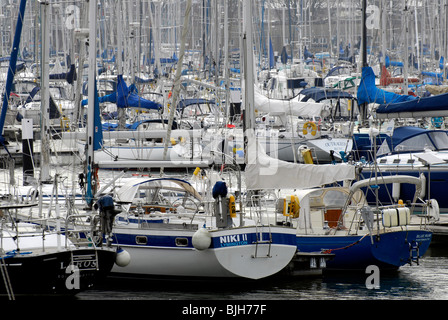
95 195 121 245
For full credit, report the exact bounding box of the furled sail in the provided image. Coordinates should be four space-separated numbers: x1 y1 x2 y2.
245 136 355 190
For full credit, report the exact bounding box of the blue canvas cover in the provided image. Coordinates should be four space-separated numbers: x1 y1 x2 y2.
300 87 354 102
357 66 416 106
49 64 77 84
116 75 162 110
390 126 428 147
376 90 448 115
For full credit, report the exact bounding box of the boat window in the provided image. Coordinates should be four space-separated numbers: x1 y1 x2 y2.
175 238 188 247
322 190 348 207
136 236 148 245
429 132 448 150
394 134 434 152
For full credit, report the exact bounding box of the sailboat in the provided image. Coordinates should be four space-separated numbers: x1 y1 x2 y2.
0 201 117 297
250 0 432 272
0 0 117 298
245 128 433 272
353 56 448 215
100 0 299 281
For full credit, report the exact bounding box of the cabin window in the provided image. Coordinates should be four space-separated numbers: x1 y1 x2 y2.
175 238 188 247
394 135 434 152
393 159 401 163
136 236 148 245
407 159 415 164
429 131 448 149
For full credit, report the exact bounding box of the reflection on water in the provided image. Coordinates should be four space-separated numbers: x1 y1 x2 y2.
77 244 448 301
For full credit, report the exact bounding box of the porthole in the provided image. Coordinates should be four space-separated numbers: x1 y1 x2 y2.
175 238 188 247
136 236 148 245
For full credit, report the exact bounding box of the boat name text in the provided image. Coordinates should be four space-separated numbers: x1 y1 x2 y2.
219 234 248 247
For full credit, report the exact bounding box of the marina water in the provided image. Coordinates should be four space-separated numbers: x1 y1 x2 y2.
76 243 448 301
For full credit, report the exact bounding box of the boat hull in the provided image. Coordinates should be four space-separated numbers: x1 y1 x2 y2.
0 248 116 295
110 226 297 280
296 229 432 271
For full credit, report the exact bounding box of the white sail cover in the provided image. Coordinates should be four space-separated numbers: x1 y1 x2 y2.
254 86 328 117
245 137 356 190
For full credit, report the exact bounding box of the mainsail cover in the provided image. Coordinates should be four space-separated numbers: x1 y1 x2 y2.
357 66 416 105
116 74 162 110
49 64 77 84
254 86 328 118
245 136 356 190
375 91 448 118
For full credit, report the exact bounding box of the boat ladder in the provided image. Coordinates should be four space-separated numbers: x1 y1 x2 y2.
70 249 100 272
250 194 272 258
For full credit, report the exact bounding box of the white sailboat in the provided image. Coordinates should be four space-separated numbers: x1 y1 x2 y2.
102 0 301 281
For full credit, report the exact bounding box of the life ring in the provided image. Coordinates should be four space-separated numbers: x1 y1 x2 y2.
302 121 317 136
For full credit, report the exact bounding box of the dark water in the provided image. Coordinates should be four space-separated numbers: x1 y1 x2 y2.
76 244 448 301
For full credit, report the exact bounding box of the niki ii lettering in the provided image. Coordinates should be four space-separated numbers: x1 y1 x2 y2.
219 234 248 247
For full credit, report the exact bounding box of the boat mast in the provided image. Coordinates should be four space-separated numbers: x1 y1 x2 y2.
86 0 98 208
40 0 51 183
223 0 230 124
403 0 409 95
0 0 27 147
242 0 255 133
161 0 192 175
116 0 126 131
360 0 368 126
362 0 367 69
241 0 255 228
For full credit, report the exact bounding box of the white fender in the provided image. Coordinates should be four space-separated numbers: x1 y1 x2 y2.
115 248 131 267
428 199 440 222
392 183 400 202
419 173 426 199
192 228 211 250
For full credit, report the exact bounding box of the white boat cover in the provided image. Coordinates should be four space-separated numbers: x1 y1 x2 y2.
254 86 328 118
245 137 356 190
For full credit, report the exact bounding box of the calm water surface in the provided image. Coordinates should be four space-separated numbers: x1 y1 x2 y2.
76 245 448 301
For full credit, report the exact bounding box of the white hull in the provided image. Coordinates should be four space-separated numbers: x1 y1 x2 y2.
111 226 297 279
